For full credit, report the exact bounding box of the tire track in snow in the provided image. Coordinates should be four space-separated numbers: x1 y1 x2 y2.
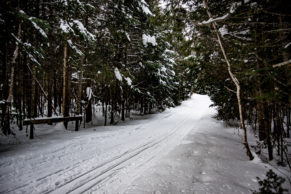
45 117 190 194
1 102 196 194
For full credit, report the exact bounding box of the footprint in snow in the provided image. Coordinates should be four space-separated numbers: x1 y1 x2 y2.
55 181 60 186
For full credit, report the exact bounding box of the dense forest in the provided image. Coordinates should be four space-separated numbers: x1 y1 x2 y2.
0 0 290 167
0 0 189 132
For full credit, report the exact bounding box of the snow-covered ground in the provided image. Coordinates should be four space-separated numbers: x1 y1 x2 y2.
0 94 290 194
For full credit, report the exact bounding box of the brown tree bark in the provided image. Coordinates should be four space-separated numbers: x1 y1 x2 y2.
62 42 69 128
77 69 83 115
47 71 53 117
104 101 108 126
121 99 125 121
257 90 268 142
47 27 53 118
85 99 92 123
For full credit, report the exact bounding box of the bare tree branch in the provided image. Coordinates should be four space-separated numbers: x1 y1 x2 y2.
224 86 236 94
273 59 291 68
266 28 291 33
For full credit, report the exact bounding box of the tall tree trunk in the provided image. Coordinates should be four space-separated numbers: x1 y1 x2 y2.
126 96 130 118
254 23 273 160
279 16 291 138
287 108 290 138
2 21 21 135
35 77 40 117
257 93 267 141
203 0 253 160
121 99 125 121
47 27 53 118
62 42 68 128
77 70 83 115
16 65 23 131
53 70 58 111
29 65 36 139
110 98 114 124
104 101 108 126
1 40 8 131
140 99 144 115
66 60 72 115
1 38 8 100
47 72 53 117
86 99 92 123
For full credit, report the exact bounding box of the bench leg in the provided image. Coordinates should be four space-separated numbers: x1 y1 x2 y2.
64 121 68 129
75 120 79 131
30 124 34 139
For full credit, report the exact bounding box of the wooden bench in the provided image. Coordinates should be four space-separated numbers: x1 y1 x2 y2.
23 116 83 139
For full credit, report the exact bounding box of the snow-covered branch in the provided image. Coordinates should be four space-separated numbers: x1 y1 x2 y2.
197 13 230 26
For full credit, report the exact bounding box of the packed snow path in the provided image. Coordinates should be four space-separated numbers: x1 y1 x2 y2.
0 94 215 193
1 95 287 194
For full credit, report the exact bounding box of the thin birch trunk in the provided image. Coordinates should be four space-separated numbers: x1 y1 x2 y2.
203 0 254 160
3 21 22 135
7 23 21 104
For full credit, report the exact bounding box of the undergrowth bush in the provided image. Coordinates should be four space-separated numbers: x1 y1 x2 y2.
253 169 287 194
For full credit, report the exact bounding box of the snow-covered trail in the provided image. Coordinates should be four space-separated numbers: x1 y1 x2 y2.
0 94 215 194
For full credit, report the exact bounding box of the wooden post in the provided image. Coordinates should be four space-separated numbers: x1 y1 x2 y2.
75 120 79 131
30 124 34 139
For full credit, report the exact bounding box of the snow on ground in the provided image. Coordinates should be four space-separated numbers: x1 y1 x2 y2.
0 94 290 194
124 118 271 194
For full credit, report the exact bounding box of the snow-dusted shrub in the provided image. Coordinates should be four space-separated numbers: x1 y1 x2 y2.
253 169 287 194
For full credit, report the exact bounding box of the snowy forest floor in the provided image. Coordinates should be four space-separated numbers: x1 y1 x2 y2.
0 94 290 194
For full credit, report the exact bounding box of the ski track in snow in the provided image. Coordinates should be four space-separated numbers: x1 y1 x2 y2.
0 94 213 194
2 94 287 194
